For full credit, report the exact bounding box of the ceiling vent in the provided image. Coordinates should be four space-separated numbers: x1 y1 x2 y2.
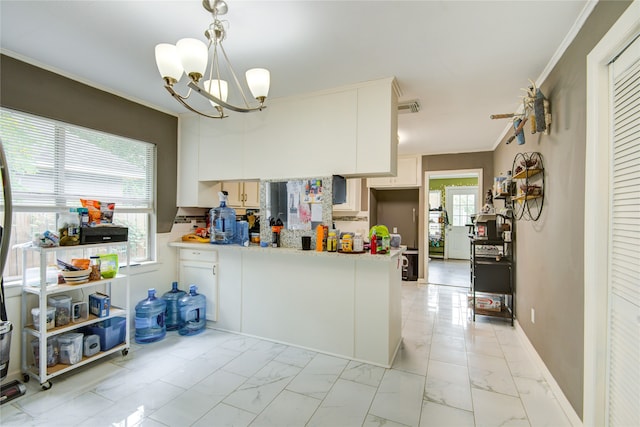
398 99 421 114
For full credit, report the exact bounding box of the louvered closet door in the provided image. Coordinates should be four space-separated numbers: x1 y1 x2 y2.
608 34 640 427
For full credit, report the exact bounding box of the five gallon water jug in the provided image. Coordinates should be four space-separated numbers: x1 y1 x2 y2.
211 191 236 244
178 285 207 336
162 282 186 331
135 288 167 344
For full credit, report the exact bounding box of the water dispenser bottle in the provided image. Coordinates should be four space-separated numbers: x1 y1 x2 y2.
162 282 186 331
135 288 166 344
178 285 207 336
211 191 236 244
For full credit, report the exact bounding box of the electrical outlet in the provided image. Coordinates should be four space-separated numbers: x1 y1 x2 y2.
531 308 535 324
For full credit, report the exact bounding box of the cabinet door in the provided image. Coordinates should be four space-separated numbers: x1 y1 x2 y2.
395 156 420 187
178 261 219 321
221 182 244 207
243 181 260 208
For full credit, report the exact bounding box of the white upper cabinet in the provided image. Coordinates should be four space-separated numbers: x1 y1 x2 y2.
367 155 422 188
177 114 221 207
180 78 399 182
222 181 260 208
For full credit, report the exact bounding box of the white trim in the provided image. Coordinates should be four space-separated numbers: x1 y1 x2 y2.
515 320 583 427
424 168 482 283
584 2 640 426
492 1 599 150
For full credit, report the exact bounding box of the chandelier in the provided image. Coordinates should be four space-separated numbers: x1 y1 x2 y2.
154 0 270 119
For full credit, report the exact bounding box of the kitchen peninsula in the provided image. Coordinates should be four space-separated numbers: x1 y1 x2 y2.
169 242 403 367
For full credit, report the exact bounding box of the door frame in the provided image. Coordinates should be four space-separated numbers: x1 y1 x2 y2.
424 168 483 283
584 3 640 425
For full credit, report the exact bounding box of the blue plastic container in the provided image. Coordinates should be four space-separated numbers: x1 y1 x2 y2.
162 282 186 331
135 288 166 344
86 317 126 351
211 191 236 244
178 285 207 336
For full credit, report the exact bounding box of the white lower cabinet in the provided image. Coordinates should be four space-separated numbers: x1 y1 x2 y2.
21 242 130 389
177 248 218 321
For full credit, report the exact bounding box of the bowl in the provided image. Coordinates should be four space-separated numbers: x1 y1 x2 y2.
61 269 90 285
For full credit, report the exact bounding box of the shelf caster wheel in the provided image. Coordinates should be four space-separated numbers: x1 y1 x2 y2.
41 381 52 391
22 373 30 383
122 348 129 357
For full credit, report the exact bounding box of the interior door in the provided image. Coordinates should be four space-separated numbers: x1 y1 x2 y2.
445 186 477 260
375 189 419 249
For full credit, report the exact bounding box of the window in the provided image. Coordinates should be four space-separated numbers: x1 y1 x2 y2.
452 193 476 226
0 108 156 281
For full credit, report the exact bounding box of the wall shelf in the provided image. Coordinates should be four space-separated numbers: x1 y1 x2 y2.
512 152 545 221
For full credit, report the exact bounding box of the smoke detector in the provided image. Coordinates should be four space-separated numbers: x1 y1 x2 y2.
398 99 421 114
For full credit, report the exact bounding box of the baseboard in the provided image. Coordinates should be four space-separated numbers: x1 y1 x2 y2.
514 320 583 427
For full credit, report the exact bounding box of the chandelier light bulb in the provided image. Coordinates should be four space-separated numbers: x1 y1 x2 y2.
203 79 228 107
246 68 270 102
176 38 208 82
155 44 184 84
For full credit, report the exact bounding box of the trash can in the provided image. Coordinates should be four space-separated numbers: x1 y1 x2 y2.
402 249 419 281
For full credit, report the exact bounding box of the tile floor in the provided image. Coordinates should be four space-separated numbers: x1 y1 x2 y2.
427 259 470 288
0 282 573 427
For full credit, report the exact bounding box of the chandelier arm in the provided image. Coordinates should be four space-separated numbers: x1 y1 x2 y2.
188 81 265 113
219 43 252 108
164 85 225 119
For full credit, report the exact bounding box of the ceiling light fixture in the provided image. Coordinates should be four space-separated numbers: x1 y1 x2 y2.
154 0 270 119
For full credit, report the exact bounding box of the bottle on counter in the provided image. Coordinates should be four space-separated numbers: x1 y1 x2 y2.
327 231 338 252
316 224 325 251
353 233 364 252
211 191 236 244
370 230 377 254
341 233 353 253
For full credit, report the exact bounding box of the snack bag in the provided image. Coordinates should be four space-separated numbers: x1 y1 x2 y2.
80 199 102 225
99 254 118 279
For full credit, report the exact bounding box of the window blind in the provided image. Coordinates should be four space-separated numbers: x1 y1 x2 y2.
0 108 155 211
608 36 640 427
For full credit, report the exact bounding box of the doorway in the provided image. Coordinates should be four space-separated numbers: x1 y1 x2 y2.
372 188 419 249
425 169 482 286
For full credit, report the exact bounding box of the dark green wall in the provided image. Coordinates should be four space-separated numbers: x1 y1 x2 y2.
0 54 178 232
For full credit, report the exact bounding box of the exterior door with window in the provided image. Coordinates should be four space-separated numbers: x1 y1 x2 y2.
445 186 477 260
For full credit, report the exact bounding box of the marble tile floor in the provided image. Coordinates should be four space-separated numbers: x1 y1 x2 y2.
0 283 573 427
428 259 471 288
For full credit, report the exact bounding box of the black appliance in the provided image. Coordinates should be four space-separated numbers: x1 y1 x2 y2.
80 226 128 244
402 249 418 281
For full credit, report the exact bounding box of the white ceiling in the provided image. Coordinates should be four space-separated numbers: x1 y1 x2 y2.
0 0 590 156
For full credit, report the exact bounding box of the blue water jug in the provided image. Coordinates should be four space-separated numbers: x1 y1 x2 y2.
135 288 166 344
211 191 236 244
162 282 186 331
178 285 207 336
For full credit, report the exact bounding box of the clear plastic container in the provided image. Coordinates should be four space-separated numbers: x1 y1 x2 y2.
162 282 186 331
57 333 83 365
135 289 167 344
31 337 58 367
178 285 207 336
31 307 56 330
48 295 72 327
57 211 80 246
83 334 101 357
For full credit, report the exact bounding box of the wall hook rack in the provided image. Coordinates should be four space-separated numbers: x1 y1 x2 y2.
491 79 552 145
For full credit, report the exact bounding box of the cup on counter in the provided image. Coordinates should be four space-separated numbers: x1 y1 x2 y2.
301 236 311 250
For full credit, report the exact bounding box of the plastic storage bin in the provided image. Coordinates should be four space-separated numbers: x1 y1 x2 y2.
31 307 56 330
57 333 83 365
48 295 72 327
86 317 126 351
71 301 89 323
31 337 58 367
83 334 101 357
